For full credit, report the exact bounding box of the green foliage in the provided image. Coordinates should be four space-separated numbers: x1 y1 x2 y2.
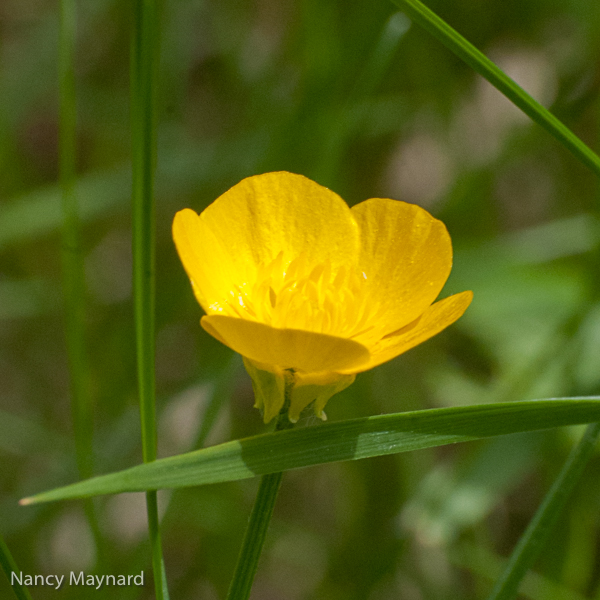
1 0 600 598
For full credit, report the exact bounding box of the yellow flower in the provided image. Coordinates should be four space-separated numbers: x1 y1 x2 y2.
173 172 472 423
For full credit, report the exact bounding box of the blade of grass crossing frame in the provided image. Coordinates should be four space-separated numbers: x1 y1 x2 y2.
0 534 34 600
59 0 103 560
486 422 600 600
131 0 169 598
392 0 600 179
20 399 600 504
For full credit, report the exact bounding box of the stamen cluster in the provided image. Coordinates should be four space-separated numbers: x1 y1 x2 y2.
217 252 379 345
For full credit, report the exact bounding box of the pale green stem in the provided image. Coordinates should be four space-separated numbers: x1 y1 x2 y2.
392 0 600 178
226 374 296 600
487 422 600 600
131 0 169 597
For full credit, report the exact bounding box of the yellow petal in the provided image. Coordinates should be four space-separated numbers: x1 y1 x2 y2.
341 291 473 373
173 208 232 312
202 315 370 373
174 172 361 315
351 198 453 337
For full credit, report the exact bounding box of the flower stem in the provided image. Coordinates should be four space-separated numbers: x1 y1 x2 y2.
226 375 295 600
226 472 283 600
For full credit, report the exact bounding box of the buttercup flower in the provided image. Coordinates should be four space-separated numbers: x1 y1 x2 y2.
173 172 472 423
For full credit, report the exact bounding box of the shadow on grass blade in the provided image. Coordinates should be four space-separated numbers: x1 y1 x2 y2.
20 398 600 505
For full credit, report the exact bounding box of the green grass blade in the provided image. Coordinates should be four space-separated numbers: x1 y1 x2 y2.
486 422 600 600
132 0 158 469
59 0 104 563
0 133 254 249
131 0 168 598
20 398 600 504
392 0 600 178
454 543 589 600
0 534 34 600
59 0 93 483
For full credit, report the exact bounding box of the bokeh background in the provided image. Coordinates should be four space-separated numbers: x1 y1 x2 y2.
2 0 600 598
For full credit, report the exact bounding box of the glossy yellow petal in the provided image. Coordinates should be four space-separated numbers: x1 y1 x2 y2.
341 291 473 373
202 315 370 373
174 172 361 315
351 198 453 338
173 208 233 312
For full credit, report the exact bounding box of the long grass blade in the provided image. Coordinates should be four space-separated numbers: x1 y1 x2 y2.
59 0 103 562
0 534 34 600
59 0 93 485
131 0 169 598
21 398 600 504
392 0 600 178
486 422 600 600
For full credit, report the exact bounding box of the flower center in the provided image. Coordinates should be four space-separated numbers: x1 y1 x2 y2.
222 252 379 343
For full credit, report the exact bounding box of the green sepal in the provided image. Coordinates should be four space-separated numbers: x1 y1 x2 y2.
289 372 356 422
242 357 286 423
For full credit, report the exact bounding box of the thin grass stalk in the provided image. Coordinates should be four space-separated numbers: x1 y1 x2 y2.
486 422 600 600
131 0 169 598
59 0 103 559
0 534 33 600
392 0 600 179
226 376 295 600
59 0 92 484
131 0 158 464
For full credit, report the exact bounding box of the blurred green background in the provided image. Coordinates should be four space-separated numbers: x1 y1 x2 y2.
2 0 600 598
